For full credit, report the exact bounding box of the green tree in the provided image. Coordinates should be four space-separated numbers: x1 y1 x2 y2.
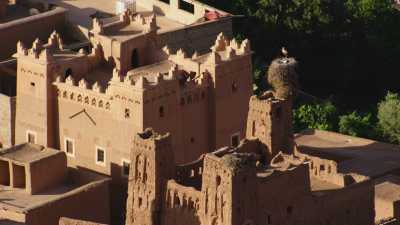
293 101 337 132
377 92 400 144
339 111 376 139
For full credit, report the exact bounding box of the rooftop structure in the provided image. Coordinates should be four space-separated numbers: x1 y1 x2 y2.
0 144 110 225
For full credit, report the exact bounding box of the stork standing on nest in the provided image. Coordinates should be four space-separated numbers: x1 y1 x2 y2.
281 47 289 58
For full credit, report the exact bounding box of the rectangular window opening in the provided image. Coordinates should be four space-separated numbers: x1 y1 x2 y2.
122 159 131 177
96 147 106 166
65 138 75 157
231 133 240 147
27 131 36 144
178 0 194 14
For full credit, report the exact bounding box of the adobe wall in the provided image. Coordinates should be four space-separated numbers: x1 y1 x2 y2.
29 152 67 194
159 17 233 55
162 180 202 225
254 164 311 225
312 181 375 225
59 217 108 225
25 179 111 225
0 7 66 60
0 94 15 149
137 0 228 25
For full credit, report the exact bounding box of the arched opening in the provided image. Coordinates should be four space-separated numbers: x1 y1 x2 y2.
216 175 221 186
131 49 139 68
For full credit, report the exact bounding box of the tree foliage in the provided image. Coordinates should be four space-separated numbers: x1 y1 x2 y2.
203 0 400 109
339 111 376 139
377 92 400 144
293 101 337 132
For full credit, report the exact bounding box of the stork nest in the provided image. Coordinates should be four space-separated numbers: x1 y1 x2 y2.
267 57 299 99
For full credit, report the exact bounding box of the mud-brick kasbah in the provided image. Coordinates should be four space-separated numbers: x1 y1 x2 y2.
1 0 400 225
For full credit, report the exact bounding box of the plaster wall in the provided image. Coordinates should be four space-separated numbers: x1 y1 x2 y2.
0 7 66 60
25 180 110 225
0 94 15 148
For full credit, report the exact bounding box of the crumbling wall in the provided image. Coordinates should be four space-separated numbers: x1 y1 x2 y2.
0 94 15 149
0 7 66 60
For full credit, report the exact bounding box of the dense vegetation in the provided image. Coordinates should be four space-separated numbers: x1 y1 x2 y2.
203 0 400 144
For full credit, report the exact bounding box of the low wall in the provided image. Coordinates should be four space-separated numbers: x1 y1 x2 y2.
59 217 108 225
0 94 15 149
0 7 66 60
25 179 111 225
159 17 233 55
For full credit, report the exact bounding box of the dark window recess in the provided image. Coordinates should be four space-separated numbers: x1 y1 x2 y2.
267 215 272 224
30 82 35 87
159 106 164 118
97 149 105 163
123 161 130 176
66 140 74 154
159 0 170 4
232 82 238 92
231 134 240 147
190 137 195 143
125 108 130 118
179 0 194 14
287 206 293 215
131 49 139 68
28 133 35 144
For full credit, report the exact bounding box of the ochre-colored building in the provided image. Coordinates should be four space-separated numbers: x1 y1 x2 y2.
0 143 110 225
124 92 375 225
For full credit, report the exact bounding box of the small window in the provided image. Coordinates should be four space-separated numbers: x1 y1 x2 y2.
232 82 238 92
320 165 325 172
159 0 170 4
267 215 272 224
231 133 240 147
159 106 164 118
122 159 131 177
125 108 130 118
26 131 36 144
96 147 106 166
64 138 75 157
190 137 195 143
287 206 293 215
179 0 195 14
30 82 35 87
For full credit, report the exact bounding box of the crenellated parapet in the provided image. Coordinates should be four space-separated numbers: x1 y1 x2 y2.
204 33 251 65
93 10 157 35
15 31 67 64
47 31 64 50
54 75 111 111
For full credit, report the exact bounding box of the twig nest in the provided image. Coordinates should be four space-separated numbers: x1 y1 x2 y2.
267 57 299 99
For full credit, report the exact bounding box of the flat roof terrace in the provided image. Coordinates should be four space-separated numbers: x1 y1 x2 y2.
295 129 400 179
32 0 185 33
